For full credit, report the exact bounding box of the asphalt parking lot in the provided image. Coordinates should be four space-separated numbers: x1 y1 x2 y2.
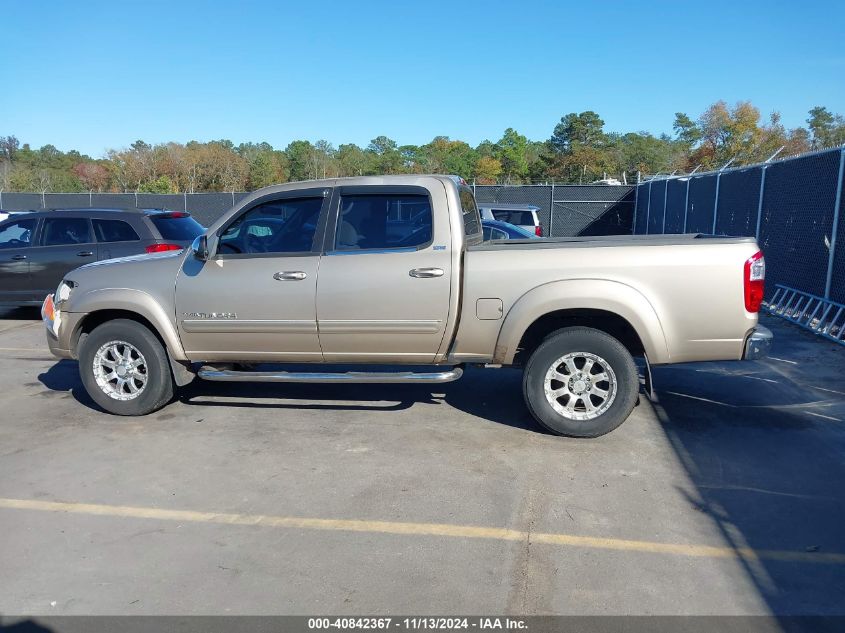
1 309 844 616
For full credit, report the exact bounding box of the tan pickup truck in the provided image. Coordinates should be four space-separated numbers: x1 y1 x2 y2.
43 175 771 437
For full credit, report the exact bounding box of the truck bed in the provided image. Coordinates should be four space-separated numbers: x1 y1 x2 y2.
469 233 757 251
457 233 761 365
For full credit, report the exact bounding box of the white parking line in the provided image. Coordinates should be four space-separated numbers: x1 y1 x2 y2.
768 357 798 365
806 411 842 422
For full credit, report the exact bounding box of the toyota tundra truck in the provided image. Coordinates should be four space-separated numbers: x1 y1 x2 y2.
42 175 771 437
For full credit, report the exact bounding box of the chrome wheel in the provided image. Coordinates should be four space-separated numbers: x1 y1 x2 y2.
543 352 617 421
92 340 149 401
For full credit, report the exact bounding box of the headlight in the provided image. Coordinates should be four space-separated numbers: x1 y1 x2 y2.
55 280 75 305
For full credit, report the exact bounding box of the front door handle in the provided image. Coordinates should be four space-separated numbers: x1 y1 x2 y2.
77 250 94 257
273 271 307 281
11 254 27 261
409 267 444 278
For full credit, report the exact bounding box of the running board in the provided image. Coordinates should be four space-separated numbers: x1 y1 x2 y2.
197 366 464 384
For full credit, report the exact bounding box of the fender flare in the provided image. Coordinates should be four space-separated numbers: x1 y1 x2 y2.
67 288 187 361
492 279 670 365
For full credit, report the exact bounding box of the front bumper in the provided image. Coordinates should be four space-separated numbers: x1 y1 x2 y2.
743 325 773 360
42 294 74 359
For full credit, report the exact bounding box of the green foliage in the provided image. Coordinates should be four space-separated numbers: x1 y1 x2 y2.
807 106 845 148
0 102 836 192
551 111 607 153
367 136 401 174
285 140 316 181
138 175 174 193
608 132 678 177
336 144 370 176
496 128 530 183
474 155 502 184
246 152 278 189
420 137 477 178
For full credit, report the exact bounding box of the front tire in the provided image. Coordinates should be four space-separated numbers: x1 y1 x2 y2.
79 319 175 416
522 327 638 437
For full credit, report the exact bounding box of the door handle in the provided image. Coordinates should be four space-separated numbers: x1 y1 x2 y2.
273 271 307 281
409 267 444 278
11 254 27 261
77 251 94 257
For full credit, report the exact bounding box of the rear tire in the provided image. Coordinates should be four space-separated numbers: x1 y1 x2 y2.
79 319 174 416
522 327 638 437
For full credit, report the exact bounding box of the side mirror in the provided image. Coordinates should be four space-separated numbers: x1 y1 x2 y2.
192 235 209 261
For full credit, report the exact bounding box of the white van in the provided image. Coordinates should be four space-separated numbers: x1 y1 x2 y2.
477 204 543 236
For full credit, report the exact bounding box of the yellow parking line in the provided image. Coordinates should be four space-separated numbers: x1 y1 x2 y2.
1 497 843 565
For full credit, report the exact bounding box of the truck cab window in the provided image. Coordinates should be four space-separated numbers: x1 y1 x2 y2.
335 194 432 251
459 187 482 243
218 197 322 255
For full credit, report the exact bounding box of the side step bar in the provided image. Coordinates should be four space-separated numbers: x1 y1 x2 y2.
197 366 464 384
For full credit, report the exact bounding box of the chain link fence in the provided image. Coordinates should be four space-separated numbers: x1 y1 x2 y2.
634 146 845 304
1 185 635 238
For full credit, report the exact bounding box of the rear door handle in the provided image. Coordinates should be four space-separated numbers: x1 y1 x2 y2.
77 251 94 257
409 267 444 278
273 271 307 281
11 254 27 261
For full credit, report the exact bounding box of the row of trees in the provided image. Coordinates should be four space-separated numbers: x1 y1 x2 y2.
2 103 844 194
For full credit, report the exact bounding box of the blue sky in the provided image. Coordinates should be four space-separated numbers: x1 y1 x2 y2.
2 0 843 157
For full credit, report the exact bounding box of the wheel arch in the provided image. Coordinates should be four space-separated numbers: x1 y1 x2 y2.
493 279 670 366
68 289 186 362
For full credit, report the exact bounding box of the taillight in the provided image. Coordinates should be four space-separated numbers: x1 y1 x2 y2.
535 225 542 237
744 251 765 312
146 243 183 253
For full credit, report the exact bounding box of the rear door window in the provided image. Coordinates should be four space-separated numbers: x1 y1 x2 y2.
41 218 93 246
335 194 432 251
93 219 140 242
150 214 204 241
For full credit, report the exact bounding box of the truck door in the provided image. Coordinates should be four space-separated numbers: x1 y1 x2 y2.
175 189 331 362
316 184 452 363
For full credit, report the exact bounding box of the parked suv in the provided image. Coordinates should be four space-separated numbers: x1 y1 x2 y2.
0 208 204 306
478 204 543 236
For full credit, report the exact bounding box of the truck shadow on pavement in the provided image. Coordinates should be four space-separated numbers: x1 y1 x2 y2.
37 359 99 409
178 365 544 433
38 360 546 433
0 619 54 632
650 326 845 616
